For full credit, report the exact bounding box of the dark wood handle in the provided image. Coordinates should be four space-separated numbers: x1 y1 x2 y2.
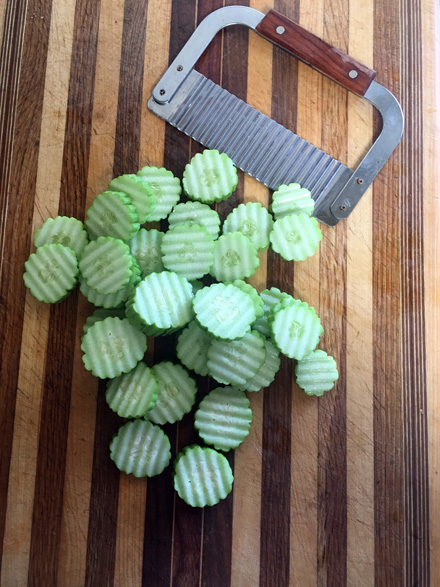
256 10 376 96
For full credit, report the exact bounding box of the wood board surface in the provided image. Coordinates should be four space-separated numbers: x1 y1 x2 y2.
0 0 439 585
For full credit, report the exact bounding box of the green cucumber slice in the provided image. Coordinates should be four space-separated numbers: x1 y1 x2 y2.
210 232 260 282
79 257 141 308
161 223 214 280
110 419 171 478
23 243 78 303
271 184 315 219
34 216 89 257
147 361 198 425
136 166 181 221
270 302 323 360
236 338 281 392
176 320 212 377
81 316 147 379
295 349 339 396
84 190 140 240
168 201 221 239
223 201 274 250
224 279 264 319
194 386 252 452
182 149 238 203
108 174 157 223
83 307 127 334
128 228 165 278
269 213 322 262
106 361 159 417
252 287 294 337
173 445 234 507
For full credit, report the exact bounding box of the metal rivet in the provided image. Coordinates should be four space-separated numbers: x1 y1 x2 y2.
276 26 285 34
349 69 358 79
159 89 166 96
177 65 183 71
356 177 363 184
339 205 346 211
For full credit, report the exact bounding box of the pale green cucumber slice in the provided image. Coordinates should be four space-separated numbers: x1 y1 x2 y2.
182 149 238 203
224 279 264 319
270 303 323 360
79 236 133 295
193 283 256 340
126 271 194 334
173 445 234 507
236 338 281 392
147 361 198 425
252 287 294 337
194 386 252 451
79 257 141 308
23 243 78 303
271 184 315 219
84 191 140 240
270 213 322 261
81 316 147 379
110 419 171 478
222 201 274 251
207 330 266 386
34 216 89 257
161 223 214 280
136 166 181 221
295 349 339 396
168 201 221 239
210 232 260 282
83 307 127 334
106 361 159 418
128 228 165 278
176 320 212 376
108 174 157 223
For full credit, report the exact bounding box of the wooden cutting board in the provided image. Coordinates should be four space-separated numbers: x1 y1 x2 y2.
0 0 438 585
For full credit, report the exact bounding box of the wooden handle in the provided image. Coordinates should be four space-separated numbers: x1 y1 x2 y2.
256 10 376 95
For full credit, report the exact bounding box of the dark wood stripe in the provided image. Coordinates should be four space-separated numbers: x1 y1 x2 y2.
0 0 49 571
400 0 430 583
373 0 405 582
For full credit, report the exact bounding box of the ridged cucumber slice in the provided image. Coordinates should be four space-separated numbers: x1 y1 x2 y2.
173 445 234 507
194 386 252 451
182 149 238 203
83 307 127 334
176 320 212 377
128 228 165 278
271 184 315 219
270 302 323 360
223 201 274 251
110 419 171 478
224 279 264 319
106 361 159 417
161 223 214 280
81 316 147 379
236 338 281 392
210 232 260 282
168 201 221 239
108 174 157 223
252 287 294 337
295 349 339 396
84 191 140 240
147 361 198 425
136 166 181 221
193 283 256 340
270 213 322 261
23 243 78 303
207 330 266 386
34 216 89 257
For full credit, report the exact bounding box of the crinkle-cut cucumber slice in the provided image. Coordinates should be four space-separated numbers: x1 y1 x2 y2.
271 184 315 219
270 303 323 360
168 201 221 239
194 386 252 452
176 320 212 377
34 216 89 257
193 283 256 340
224 279 264 319
79 257 141 308
136 166 181 221
147 361 198 425
270 213 322 261
207 330 266 386
295 349 339 396
161 223 214 280
223 201 274 251
173 445 234 507
110 419 171 478
182 149 238 204
84 190 140 240
83 307 127 334
210 232 260 282
128 228 165 278
79 236 133 295
81 316 147 379
108 174 157 223
236 338 281 392
126 271 194 334
23 243 78 303
106 361 159 418
252 287 294 337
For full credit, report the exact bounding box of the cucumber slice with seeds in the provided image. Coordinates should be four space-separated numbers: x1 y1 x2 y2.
106 361 159 418
224 279 264 319
173 445 234 507
270 302 323 360
236 338 281 392
295 349 339 396
176 320 212 377
110 419 171 478
210 232 260 282
85 191 140 240
23 243 78 303
128 228 165 278
271 184 315 219
182 149 238 203
223 201 274 251
270 213 322 261
34 216 88 257
136 166 181 221
109 174 157 223
168 201 221 239
79 257 140 308
194 386 252 452
161 223 214 280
